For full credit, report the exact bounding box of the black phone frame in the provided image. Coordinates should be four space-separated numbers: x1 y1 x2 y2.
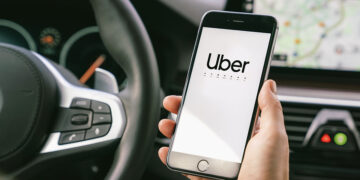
166 11 278 179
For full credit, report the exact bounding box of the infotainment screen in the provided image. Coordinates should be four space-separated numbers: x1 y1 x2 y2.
254 0 360 71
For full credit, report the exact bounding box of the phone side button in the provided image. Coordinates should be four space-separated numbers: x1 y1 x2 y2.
197 160 210 172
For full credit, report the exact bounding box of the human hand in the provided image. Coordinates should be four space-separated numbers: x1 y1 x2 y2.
158 80 289 180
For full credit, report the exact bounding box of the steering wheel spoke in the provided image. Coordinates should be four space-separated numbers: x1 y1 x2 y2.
35 53 126 153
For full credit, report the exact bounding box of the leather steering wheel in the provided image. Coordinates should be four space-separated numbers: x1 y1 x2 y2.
0 0 160 179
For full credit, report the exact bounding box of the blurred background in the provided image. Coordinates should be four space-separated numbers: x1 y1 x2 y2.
1 0 360 179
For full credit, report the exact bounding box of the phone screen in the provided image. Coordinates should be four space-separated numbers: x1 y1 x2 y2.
172 27 271 163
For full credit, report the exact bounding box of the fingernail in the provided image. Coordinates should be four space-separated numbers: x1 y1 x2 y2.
270 80 277 93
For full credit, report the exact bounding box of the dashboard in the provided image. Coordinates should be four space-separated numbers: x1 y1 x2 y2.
0 0 126 88
4 0 360 88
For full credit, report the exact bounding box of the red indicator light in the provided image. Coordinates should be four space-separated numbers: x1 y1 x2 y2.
321 133 331 143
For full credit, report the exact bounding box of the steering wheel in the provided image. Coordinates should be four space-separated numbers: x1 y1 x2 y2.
0 0 160 179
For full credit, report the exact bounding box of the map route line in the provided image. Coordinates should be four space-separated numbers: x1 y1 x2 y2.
288 0 345 66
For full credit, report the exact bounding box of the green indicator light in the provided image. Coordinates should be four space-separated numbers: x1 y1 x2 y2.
334 133 347 146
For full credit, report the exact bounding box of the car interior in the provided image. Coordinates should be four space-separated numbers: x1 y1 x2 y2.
1 0 360 179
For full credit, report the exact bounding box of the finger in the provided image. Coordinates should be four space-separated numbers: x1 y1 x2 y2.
256 116 260 131
258 80 284 130
158 119 176 138
163 95 182 114
253 116 261 135
158 147 169 165
183 174 211 180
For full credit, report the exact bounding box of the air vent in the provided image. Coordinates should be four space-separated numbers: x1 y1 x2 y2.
282 103 320 149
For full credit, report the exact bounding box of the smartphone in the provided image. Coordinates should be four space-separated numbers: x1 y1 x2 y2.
166 11 278 179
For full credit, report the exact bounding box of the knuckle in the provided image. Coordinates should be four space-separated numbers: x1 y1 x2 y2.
266 128 288 143
271 98 283 112
261 94 283 112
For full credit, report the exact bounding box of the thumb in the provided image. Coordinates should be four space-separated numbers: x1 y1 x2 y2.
258 80 284 131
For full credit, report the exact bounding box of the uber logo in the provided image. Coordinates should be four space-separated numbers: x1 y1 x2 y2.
206 53 250 73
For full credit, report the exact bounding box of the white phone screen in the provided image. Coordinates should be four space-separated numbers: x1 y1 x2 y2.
172 27 271 163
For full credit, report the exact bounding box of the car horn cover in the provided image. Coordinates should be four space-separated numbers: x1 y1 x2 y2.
0 43 57 170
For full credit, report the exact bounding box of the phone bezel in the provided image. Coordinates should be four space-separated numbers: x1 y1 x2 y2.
166 10 278 179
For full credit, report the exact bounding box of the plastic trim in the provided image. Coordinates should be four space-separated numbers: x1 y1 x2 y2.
278 95 360 108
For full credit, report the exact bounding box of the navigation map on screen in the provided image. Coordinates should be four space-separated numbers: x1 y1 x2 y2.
254 0 360 71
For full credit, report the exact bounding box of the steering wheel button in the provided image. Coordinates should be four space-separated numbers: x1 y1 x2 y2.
71 98 91 109
91 101 110 113
53 108 92 132
71 114 89 125
59 131 85 145
85 124 111 140
93 113 112 124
